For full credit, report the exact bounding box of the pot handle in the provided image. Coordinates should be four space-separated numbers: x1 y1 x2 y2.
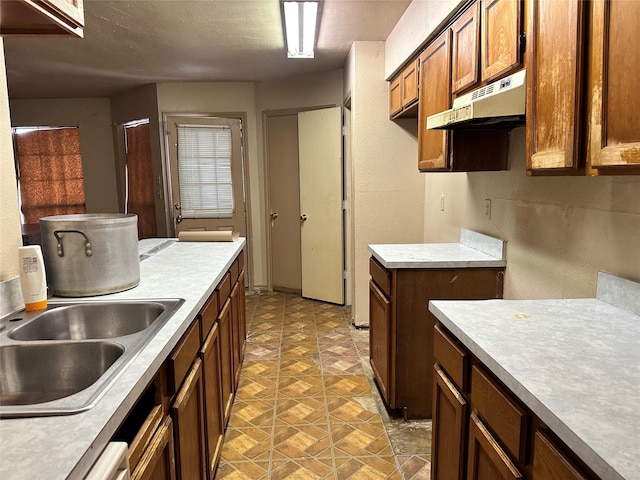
53 230 93 257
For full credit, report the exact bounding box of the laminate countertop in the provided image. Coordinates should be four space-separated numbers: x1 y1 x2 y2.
0 238 245 479
429 272 640 480
368 228 506 269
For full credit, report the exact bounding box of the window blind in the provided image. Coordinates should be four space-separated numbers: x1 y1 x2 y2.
176 124 234 218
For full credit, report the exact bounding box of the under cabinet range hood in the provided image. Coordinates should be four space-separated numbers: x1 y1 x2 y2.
427 69 526 130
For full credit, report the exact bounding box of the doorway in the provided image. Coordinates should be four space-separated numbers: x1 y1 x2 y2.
164 114 250 284
266 106 344 305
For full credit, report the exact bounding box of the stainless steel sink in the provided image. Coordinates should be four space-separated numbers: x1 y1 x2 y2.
0 342 124 405
0 298 184 418
10 302 167 341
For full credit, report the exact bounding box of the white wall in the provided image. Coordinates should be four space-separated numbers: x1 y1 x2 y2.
9 98 119 214
0 38 22 282
347 41 425 326
385 0 462 78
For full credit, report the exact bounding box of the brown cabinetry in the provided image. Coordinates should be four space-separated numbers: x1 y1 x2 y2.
527 0 639 175
111 249 246 480
431 324 600 480
0 0 84 37
452 0 521 96
368 257 504 418
418 29 452 171
389 59 419 119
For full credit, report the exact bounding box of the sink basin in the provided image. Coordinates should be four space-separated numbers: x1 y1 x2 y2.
0 298 184 418
10 302 167 341
0 342 124 405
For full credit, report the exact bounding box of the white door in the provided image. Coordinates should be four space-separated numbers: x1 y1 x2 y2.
298 107 344 304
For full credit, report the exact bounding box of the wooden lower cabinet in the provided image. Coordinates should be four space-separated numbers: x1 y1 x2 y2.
467 412 523 480
132 416 176 480
171 358 207 480
368 257 504 419
218 297 234 423
431 366 468 480
112 250 247 480
200 323 224 479
432 324 600 480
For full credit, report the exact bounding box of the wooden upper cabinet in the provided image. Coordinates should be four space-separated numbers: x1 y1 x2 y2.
587 0 640 171
480 0 522 83
526 0 585 172
389 59 419 119
0 0 84 37
389 76 403 117
451 1 480 95
418 29 452 171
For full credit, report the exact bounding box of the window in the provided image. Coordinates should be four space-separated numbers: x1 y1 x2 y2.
176 124 234 219
13 126 86 224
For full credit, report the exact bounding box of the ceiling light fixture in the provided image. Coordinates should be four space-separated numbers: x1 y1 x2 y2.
283 1 318 59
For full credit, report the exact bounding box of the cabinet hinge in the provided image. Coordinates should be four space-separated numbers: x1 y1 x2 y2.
520 32 526 56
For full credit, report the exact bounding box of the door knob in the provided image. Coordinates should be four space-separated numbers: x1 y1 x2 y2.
270 211 279 220
300 214 308 221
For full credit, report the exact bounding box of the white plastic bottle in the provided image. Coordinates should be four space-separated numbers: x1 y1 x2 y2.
18 245 48 311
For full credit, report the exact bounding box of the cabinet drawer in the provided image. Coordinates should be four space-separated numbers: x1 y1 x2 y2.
218 272 231 304
168 319 201 395
532 430 592 480
434 324 468 391
200 291 219 340
471 365 527 463
369 257 391 298
238 251 245 273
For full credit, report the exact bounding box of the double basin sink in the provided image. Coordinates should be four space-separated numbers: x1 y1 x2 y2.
0 298 184 418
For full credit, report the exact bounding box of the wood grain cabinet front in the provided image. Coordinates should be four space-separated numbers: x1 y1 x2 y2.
431 324 601 480
389 59 419 119
527 0 640 175
0 0 84 36
369 258 504 419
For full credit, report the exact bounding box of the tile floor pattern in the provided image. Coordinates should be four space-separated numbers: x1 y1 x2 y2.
215 292 431 479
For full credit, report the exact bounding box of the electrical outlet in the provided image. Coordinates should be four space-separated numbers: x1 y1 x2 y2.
440 195 445 211
485 199 491 219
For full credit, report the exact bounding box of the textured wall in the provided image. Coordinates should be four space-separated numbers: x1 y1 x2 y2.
422 128 640 298
348 41 425 326
9 98 118 214
0 39 22 281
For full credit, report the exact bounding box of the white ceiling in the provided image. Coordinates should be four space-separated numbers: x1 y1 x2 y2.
3 0 411 99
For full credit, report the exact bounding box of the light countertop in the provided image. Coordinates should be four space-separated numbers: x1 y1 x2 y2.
0 238 245 480
368 228 506 269
429 272 640 480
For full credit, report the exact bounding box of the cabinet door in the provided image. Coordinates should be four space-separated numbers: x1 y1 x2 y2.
418 29 452 171
218 298 235 423
587 0 640 170
401 59 419 108
480 0 522 82
431 366 468 480
0 0 84 36
526 0 585 172
132 416 177 480
200 323 224 479
230 280 242 386
389 75 402 117
451 1 480 94
171 358 207 480
237 270 247 361
532 430 590 480
369 280 392 405
467 412 523 480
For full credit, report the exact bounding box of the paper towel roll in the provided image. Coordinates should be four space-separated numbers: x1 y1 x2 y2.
178 231 239 242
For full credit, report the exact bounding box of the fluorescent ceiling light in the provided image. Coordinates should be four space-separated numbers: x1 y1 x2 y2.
283 1 318 59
